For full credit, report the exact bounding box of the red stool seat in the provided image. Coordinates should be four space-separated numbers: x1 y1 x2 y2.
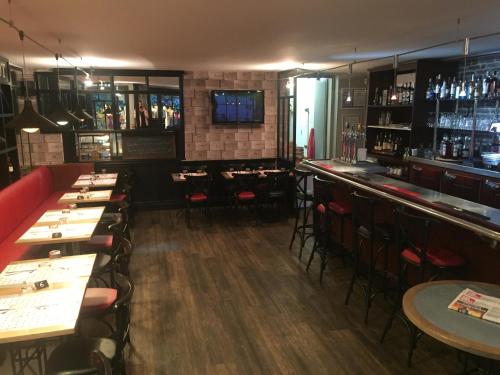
328 201 352 216
110 193 127 202
316 203 327 214
81 288 117 312
84 235 113 250
186 193 208 203
238 191 255 200
402 247 465 268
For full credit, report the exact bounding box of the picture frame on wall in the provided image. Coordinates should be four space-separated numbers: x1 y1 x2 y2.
341 88 366 108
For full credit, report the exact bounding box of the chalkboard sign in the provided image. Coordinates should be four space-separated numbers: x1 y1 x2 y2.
122 132 176 160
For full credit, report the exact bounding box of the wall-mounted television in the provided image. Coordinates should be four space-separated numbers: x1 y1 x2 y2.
211 90 264 124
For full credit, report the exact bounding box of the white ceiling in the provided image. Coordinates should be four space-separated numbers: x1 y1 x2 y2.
1 0 500 72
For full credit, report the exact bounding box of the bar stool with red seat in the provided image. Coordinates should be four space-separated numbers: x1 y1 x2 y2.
233 171 260 224
306 176 350 284
344 191 394 323
184 173 211 227
380 206 466 367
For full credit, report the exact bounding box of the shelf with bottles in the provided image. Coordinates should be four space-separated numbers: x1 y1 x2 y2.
424 108 500 132
435 132 498 161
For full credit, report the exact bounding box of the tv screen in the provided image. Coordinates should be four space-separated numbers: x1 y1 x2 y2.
211 90 264 124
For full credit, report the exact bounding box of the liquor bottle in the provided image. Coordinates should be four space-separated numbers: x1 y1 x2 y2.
489 71 497 98
440 78 447 99
459 81 467 99
388 85 394 105
483 72 490 98
398 84 404 104
435 74 442 99
468 74 476 100
450 77 456 99
462 136 470 158
426 78 435 100
455 80 462 99
373 88 379 105
408 82 414 103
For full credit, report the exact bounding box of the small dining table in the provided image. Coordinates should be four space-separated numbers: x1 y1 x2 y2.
171 171 208 183
71 173 118 189
0 254 96 374
57 190 113 205
403 280 500 362
220 169 285 180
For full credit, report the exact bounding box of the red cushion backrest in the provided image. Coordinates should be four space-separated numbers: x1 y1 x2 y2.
48 163 94 191
0 166 53 243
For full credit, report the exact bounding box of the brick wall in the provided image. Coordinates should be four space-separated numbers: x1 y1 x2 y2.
183 71 278 160
17 132 64 166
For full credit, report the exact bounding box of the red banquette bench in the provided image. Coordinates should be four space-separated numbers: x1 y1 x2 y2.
0 163 94 271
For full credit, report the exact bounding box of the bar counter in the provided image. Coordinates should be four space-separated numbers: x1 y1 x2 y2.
303 159 500 284
408 156 500 180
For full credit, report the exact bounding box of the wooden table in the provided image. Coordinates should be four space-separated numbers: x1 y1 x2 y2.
71 174 118 189
58 190 112 204
221 169 284 180
403 280 500 361
171 172 207 182
15 207 105 246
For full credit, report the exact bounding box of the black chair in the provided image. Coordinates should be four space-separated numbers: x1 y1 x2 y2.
260 170 290 219
289 167 314 259
59 273 134 374
344 191 394 323
184 174 211 227
46 349 112 375
306 176 349 284
380 207 466 367
233 172 260 224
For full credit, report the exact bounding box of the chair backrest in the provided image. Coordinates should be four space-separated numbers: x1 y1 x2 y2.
233 172 259 193
264 170 289 192
185 174 210 196
313 176 335 237
90 350 113 375
293 167 313 195
394 206 438 282
351 191 380 235
112 273 134 354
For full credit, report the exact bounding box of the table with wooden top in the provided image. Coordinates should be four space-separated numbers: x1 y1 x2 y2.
403 280 500 361
15 207 105 246
221 169 286 180
0 254 96 373
171 172 208 183
57 190 112 205
71 173 118 189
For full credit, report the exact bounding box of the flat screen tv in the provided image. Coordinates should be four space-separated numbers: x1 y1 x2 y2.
211 90 264 124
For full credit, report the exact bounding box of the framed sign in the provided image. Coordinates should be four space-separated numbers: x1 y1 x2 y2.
341 88 366 108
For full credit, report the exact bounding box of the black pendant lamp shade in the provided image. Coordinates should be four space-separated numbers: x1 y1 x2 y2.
73 104 93 124
47 103 80 130
5 98 60 133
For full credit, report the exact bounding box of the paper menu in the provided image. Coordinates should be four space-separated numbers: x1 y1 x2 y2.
18 223 96 242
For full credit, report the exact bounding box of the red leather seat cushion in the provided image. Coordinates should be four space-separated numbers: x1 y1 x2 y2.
317 203 326 214
402 247 465 268
328 201 352 216
238 191 255 200
110 193 127 202
83 235 114 250
81 288 117 312
186 193 208 203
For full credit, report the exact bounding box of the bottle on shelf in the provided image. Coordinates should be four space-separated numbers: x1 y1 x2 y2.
440 78 447 99
483 72 490 98
489 71 497 98
435 74 442 99
426 78 435 101
450 77 456 99
408 82 414 103
373 87 380 105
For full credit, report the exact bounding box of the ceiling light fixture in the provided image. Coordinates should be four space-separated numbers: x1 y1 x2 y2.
391 54 399 101
5 30 59 134
47 50 80 129
84 71 93 87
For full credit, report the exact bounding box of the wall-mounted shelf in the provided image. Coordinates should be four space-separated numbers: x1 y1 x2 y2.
367 124 411 131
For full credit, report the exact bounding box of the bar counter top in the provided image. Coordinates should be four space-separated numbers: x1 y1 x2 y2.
303 159 500 242
408 156 500 180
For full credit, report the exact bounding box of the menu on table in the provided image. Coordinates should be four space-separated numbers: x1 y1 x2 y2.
0 255 96 287
17 223 97 243
59 190 112 203
77 173 118 180
36 207 104 224
72 178 116 187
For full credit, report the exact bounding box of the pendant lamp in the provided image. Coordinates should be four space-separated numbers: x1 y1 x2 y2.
458 37 469 98
345 64 353 103
390 55 398 101
47 52 80 129
5 31 59 134
72 68 94 127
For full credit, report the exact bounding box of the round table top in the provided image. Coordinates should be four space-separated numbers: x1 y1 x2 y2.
403 280 500 360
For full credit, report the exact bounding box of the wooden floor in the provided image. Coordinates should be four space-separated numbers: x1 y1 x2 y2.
127 208 462 375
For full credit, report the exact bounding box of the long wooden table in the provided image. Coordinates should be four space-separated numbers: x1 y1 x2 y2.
15 207 105 246
0 254 96 344
71 173 118 189
171 172 207 183
221 169 285 180
58 190 112 205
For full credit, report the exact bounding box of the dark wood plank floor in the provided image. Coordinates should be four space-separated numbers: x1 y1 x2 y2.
127 209 462 374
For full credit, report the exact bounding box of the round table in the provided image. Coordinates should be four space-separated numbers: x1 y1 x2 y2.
403 280 500 361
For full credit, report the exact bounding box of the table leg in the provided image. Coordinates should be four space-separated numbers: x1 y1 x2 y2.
9 341 46 375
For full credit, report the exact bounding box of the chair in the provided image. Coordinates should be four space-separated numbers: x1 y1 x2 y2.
233 172 260 224
344 192 394 323
184 174 211 227
47 274 133 374
46 349 112 375
380 207 466 367
260 170 290 219
289 167 314 259
306 176 349 284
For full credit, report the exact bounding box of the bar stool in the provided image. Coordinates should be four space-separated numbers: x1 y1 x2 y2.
344 191 394 323
184 174 211 227
306 176 350 284
289 166 314 259
380 206 466 367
